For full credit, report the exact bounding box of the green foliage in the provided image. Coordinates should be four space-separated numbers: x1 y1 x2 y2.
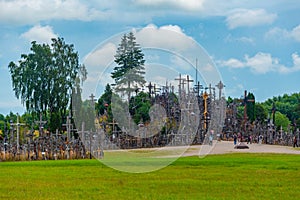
255 103 267 121
275 111 290 131
96 84 112 116
8 37 81 132
262 92 300 129
129 92 151 124
111 32 146 101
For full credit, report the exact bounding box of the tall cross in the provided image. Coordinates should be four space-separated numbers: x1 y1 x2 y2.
77 121 89 143
194 81 203 96
271 101 276 126
215 81 225 100
241 90 255 132
202 92 209 131
147 82 154 97
10 114 26 153
89 93 96 107
175 74 186 97
35 113 47 137
186 75 194 95
207 84 214 99
62 112 76 142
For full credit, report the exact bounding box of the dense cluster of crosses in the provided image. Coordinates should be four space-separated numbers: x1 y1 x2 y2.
1 75 299 161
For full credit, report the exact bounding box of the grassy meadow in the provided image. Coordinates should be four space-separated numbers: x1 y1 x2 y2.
0 153 300 199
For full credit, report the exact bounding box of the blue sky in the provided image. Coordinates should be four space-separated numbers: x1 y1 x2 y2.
0 0 300 115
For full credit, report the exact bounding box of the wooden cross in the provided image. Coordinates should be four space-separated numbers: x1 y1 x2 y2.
10 114 26 153
35 113 47 137
175 74 186 97
109 119 119 134
89 93 96 106
62 112 76 142
207 84 214 99
186 75 194 95
77 121 89 143
147 82 154 97
215 81 225 100
194 81 203 96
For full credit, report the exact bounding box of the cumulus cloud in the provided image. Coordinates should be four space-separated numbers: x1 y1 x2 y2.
0 0 106 25
265 24 300 42
135 24 195 53
226 9 277 29
133 0 205 11
84 43 117 68
219 52 300 74
20 24 58 44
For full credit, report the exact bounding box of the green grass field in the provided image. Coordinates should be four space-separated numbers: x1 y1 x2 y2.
0 153 300 200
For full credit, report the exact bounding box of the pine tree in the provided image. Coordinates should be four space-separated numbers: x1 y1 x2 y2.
111 32 146 102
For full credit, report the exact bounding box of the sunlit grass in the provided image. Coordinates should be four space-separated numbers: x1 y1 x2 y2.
0 154 299 199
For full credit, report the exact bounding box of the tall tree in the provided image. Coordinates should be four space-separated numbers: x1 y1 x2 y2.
8 37 80 132
111 32 146 101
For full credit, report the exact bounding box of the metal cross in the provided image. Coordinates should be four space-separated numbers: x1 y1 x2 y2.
10 114 26 153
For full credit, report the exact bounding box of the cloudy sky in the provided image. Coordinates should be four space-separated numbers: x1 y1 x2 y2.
0 0 300 115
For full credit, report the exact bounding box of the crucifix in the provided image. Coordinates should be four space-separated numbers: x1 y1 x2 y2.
215 81 225 100
35 113 47 137
186 75 194 95
202 92 209 131
10 114 26 154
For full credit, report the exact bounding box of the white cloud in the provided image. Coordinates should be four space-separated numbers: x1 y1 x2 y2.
225 34 255 44
20 24 58 44
265 24 300 42
245 53 278 74
136 24 195 52
133 0 205 11
84 43 116 68
221 58 244 68
291 25 300 42
219 52 300 74
0 0 106 25
226 9 277 29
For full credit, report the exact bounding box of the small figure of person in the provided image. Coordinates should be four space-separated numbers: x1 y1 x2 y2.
293 136 298 148
208 134 213 146
247 135 252 144
259 135 263 145
233 133 237 145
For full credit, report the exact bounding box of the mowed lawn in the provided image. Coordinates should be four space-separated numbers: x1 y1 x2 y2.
0 153 300 200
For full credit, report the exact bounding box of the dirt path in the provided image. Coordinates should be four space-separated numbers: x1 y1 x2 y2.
182 141 300 157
